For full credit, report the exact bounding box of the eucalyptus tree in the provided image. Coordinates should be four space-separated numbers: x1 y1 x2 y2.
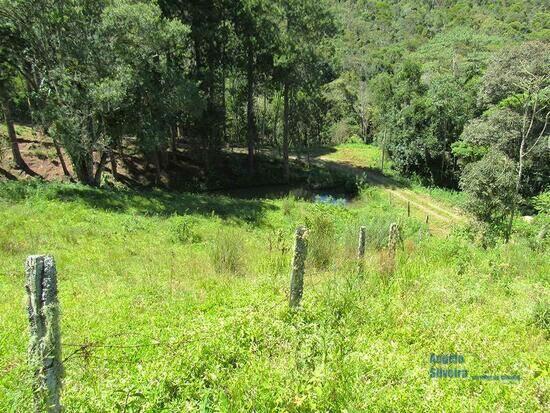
1 0 109 184
2 0 198 185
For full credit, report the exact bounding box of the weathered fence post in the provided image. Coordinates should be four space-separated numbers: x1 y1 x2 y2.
425 215 429 225
289 226 308 308
537 223 548 241
388 223 401 257
357 226 366 274
25 255 63 413
407 201 411 217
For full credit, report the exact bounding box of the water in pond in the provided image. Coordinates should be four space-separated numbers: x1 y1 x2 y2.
213 184 355 205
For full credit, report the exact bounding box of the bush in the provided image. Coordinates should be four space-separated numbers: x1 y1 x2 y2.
345 134 363 144
281 194 297 216
532 191 550 214
169 216 202 244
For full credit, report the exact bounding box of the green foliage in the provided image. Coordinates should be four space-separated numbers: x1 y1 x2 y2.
345 134 362 144
451 141 488 163
460 151 517 241
169 216 202 244
280 194 297 216
532 191 550 214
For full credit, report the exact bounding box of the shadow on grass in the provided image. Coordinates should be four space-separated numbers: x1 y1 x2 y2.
0 180 277 225
310 157 412 190
304 146 338 159
0 167 17 181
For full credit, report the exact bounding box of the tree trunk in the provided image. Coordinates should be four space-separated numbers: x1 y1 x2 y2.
246 44 257 174
110 149 118 177
72 152 95 186
381 128 386 173
505 136 526 243
0 85 30 172
283 80 290 183
93 151 109 186
153 151 162 185
169 125 177 154
51 137 71 177
273 93 281 151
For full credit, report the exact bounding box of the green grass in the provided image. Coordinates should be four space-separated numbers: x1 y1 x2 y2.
408 183 467 209
0 181 548 412
320 143 391 171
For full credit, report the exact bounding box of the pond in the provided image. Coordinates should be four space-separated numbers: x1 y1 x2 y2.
213 184 356 205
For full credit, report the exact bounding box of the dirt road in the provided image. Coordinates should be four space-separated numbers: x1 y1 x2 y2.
315 156 467 235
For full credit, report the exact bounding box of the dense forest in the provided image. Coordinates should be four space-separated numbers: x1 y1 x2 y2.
1 0 549 240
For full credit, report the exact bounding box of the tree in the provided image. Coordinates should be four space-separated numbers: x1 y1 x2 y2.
274 0 335 181
232 0 279 173
0 11 31 173
3 0 198 186
456 41 549 241
97 0 199 183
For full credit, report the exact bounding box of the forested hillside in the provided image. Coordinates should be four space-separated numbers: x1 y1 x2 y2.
1 0 548 242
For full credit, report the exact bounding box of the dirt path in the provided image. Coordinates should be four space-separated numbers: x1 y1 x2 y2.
314 157 467 235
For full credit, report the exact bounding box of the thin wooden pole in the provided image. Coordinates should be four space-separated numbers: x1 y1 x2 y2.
357 226 366 274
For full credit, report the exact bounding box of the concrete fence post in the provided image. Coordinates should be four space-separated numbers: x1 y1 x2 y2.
25 255 63 413
289 226 308 308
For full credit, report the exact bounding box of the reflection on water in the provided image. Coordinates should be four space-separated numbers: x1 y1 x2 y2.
313 194 347 206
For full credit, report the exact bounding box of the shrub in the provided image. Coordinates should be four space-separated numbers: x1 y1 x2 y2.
532 191 550 214
169 216 202 244
345 134 363 144
281 194 297 216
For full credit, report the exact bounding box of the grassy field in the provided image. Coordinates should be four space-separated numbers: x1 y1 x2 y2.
320 143 466 208
0 181 548 412
319 143 388 171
